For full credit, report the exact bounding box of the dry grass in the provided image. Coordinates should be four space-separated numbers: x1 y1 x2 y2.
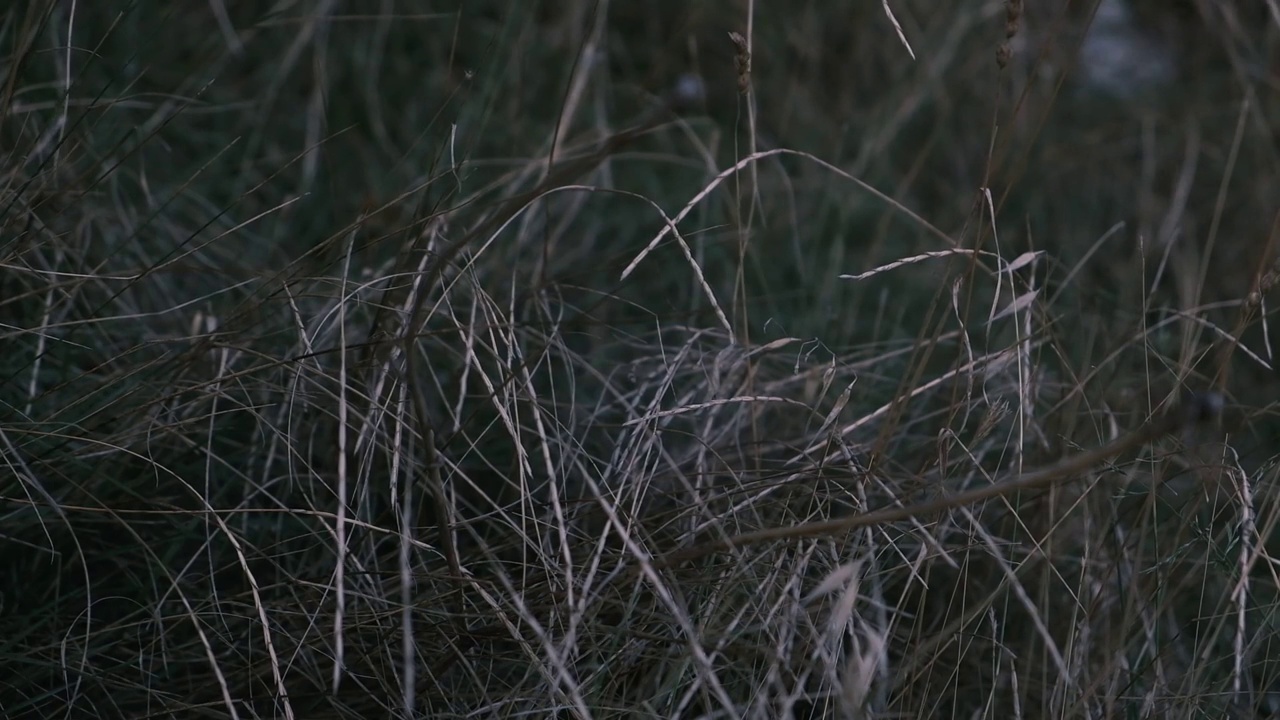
3 1 1280 718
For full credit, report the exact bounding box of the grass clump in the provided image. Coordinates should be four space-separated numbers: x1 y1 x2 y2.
3 1 1280 718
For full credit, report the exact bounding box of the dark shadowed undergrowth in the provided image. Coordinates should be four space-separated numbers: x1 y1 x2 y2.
3 1 1280 718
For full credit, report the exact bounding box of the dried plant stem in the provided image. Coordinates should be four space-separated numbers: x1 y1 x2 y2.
651 393 1223 570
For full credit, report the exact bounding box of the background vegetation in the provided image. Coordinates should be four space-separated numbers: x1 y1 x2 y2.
2 0 1279 717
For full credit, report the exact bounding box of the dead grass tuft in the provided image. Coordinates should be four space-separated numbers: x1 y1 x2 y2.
3 1 1280 719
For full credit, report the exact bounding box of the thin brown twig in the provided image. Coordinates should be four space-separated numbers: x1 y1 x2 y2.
648 392 1225 571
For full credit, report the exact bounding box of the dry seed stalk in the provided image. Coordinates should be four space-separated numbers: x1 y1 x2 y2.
997 0 1023 68
729 31 751 95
